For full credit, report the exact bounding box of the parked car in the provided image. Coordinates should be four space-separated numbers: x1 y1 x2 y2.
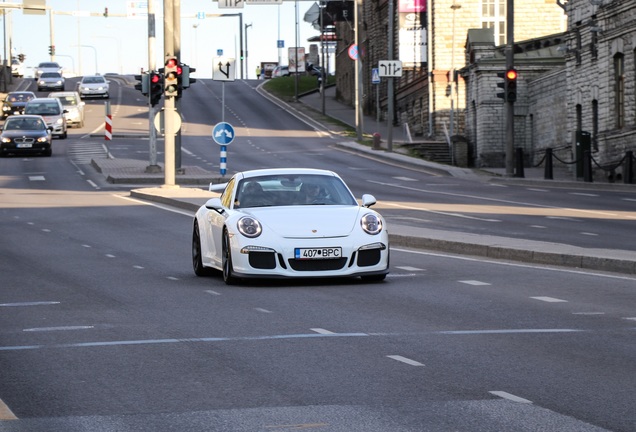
48 91 85 128
272 65 290 78
35 61 62 80
192 168 389 284
37 71 65 91
11 59 25 77
77 75 109 99
306 63 324 77
24 97 67 139
2 91 36 119
0 115 53 157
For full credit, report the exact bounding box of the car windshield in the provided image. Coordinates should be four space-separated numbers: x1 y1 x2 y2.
56 96 76 105
4 118 45 131
26 103 60 115
83 77 105 84
233 174 357 208
41 72 61 78
39 63 59 68
6 93 33 103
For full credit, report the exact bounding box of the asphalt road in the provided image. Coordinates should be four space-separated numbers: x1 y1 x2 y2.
0 75 634 431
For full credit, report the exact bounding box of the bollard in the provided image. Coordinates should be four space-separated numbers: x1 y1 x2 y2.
583 150 593 182
373 132 381 150
544 148 553 180
514 147 525 178
625 151 634 184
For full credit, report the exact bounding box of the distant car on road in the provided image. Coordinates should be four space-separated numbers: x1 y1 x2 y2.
35 61 62 80
48 91 85 128
37 71 65 91
192 168 390 284
2 91 36 119
11 59 25 77
272 65 290 78
78 75 110 99
24 97 67 139
0 115 53 157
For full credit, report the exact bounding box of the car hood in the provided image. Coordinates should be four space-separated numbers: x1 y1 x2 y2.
2 130 48 138
245 206 364 238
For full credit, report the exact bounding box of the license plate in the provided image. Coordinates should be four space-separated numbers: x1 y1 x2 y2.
295 247 342 260
17 143 32 148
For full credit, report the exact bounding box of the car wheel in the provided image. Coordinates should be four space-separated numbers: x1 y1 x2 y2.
192 221 214 277
222 230 236 285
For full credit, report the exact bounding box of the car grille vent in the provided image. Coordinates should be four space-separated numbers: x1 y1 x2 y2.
249 252 276 270
277 253 287 269
357 249 381 267
15 138 35 144
288 258 347 271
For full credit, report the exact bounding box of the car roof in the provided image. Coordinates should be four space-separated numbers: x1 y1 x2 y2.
27 97 62 104
5 114 46 121
239 168 338 179
38 62 60 67
7 91 35 96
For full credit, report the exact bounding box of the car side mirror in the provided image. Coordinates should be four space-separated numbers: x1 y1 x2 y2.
361 194 377 208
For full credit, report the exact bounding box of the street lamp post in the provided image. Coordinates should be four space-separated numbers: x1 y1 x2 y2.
245 23 252 79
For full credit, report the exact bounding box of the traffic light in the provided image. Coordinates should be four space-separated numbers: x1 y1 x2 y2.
181 64 196 88
103 7 108 17
505 68 518 103
17 54 25 62
163 56 180 97
149 72 163 106
496 71 506 101
48 45 55 56
134 73 149 96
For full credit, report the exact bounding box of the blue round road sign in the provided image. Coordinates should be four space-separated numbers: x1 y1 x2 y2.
213 122 235 145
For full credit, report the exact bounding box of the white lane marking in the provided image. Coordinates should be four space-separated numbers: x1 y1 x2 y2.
393 176 418 182
531 296 568 303
459 280 491 286
86 179 99 189
530 225 546 229
623 317 636 321
569 192 599 197
105 254 115 258
133 265 144 269
23 326 94 332
116 195 194 217
0 301 60 307
489 391 533 404
440 329 580 335
547 216 579 221
167 276 179 281
27 222 34 225
392 247 636 282
387 355 424 366
255 308 273 313
311 328 335 334
28 176 45 181
622 198 636 202
41 228 51 232
0 398 18 420
82 244 91 248
205 290 221 296
527 188 549 192
572 312 605 315
580 232 599 236
396 266 424 271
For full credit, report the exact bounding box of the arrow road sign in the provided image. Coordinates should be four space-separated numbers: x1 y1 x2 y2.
378 60 403 77
213 57 236 81
213 122 235 145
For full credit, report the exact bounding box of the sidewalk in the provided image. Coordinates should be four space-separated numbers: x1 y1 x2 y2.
86 84 636 275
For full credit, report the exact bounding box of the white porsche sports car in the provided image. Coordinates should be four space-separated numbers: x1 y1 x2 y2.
192 168 390 284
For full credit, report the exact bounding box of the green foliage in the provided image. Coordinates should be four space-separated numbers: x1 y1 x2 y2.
263 75 335 101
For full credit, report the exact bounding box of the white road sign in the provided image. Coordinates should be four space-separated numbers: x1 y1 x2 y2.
218 0 244 9
213 57 236 81
378 60 403 77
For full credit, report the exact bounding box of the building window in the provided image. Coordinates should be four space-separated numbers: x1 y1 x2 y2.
481 0 506 46
614 53 625 129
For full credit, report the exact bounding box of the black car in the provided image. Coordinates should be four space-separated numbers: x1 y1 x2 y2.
0 115 53 157
2 91 37 119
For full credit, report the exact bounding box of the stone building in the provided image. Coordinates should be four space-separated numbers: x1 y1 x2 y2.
332 0 566 142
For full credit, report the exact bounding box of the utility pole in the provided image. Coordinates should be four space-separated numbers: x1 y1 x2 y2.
163 0 176 187
505 0 515 176
146 0 161 173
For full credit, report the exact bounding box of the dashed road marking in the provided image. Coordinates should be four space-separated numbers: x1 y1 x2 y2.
396 266 424 271
459 280 491 286
489 391 532 404
387 355 424 366
531 296 568 303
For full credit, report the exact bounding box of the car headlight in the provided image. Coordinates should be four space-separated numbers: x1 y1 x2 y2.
36 137 48 143
237 216 262 238
3 106 10 112
38 80 44 85
55 118 64 125
1 137 11 143
361 213 383 235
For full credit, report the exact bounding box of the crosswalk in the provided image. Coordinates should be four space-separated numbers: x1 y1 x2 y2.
67 141 110 164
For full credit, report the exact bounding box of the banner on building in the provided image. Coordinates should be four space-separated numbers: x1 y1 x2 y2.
398 0 427 68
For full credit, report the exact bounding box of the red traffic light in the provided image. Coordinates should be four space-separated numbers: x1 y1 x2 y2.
166 58 178 68
151 74 161 84
505 69 518 80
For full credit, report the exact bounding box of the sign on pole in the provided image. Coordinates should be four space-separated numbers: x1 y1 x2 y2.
213 57 236 81
213 122 236 146
378 60 403 77
371 68 381 84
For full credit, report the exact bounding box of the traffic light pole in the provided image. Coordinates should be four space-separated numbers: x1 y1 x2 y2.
146 0 161 173
163 0 176 187
504 0 515 177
